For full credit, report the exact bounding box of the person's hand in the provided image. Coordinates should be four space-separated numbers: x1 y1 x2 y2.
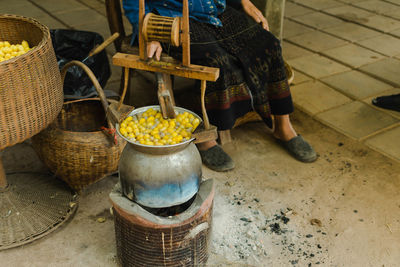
241 0 269 31
146 41 162 60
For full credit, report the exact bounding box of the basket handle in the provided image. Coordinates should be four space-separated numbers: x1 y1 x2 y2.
60 60 113 130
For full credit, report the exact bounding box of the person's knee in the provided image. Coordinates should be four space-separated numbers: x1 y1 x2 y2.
271 34 282 52
261 30 282 54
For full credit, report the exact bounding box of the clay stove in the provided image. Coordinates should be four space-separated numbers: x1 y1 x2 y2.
110 179 214 266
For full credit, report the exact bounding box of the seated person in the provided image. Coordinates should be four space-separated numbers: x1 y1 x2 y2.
123 0 317 171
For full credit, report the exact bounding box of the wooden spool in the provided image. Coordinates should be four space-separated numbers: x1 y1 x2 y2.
142 13 180 47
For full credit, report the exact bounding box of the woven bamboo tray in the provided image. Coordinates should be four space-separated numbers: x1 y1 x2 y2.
0 14 63 150
32 61 126 191
0 14 76 251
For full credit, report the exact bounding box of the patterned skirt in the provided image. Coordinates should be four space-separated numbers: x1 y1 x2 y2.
164 6 293 130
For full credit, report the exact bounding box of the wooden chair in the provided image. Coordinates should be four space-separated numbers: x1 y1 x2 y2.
105 0 291 144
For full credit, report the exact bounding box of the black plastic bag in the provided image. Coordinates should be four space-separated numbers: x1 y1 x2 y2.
50 29 111 99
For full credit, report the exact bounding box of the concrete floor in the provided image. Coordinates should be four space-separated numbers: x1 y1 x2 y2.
1 111 400 266
283 0 400 164
1 0 399 161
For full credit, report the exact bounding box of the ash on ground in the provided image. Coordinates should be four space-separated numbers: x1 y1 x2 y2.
211 192 329 266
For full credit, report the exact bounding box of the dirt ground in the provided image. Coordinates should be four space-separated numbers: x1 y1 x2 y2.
1 110 400 267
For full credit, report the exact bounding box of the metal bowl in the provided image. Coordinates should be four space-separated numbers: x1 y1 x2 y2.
116 105 202 155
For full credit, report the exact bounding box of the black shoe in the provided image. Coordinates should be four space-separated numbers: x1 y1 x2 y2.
277 135 317 163
199 145 235 172
372 94 400 112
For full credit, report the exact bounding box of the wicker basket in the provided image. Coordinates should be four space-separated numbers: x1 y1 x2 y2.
0 14 63 150
32 61 126 191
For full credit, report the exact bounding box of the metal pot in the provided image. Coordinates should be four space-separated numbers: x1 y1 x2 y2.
117 106 203 208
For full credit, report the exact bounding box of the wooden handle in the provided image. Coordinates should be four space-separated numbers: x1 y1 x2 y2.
88 32 120 57
156 73 176 119
60 60 113 130
200 80 210 129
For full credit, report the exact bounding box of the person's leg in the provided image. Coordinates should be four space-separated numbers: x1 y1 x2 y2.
271 113 316 162
273 114 297 141
196 140 218 151
215 7 316 162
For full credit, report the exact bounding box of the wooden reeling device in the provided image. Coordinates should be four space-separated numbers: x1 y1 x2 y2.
113 0 220 143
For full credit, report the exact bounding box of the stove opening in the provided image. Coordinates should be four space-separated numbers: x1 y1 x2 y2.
140 193 197 217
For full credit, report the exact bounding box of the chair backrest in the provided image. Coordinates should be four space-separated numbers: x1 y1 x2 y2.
105 0 125 52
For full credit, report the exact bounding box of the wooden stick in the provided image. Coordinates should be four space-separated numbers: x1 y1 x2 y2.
157 73 168 119
138 0 146 60
200 80 210 129
181 0 190 66
0 156 7 189
118 67 130 111
156 73 176 119
163 75 176 118
113 53 219 81
88 32 120 57
163 74 175 106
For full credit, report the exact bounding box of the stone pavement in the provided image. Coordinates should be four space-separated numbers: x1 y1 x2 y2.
283 0 400 163
2 0 399 162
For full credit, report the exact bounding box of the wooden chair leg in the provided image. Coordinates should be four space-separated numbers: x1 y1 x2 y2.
119 68 131 105
218 130 232 145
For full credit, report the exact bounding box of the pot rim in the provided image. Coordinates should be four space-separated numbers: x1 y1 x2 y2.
117 105 202 155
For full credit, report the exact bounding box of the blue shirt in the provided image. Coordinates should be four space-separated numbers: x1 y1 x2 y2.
123 0 242 43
